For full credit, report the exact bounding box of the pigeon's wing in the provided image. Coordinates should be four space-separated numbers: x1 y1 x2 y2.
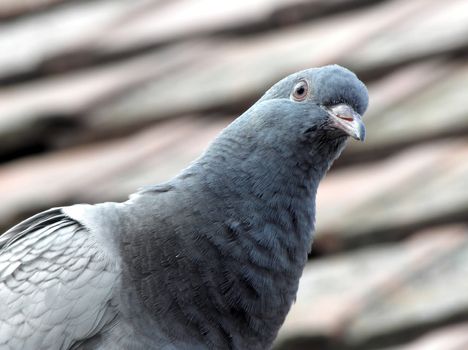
0 208 120 350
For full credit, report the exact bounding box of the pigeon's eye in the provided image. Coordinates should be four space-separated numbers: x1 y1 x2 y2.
291 80 309 101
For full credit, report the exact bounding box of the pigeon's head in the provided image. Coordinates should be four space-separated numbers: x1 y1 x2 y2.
203 65 368 179
256 64 368 146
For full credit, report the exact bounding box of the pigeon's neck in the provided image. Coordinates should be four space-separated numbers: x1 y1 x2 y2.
170 130 344 347
188 129 339 264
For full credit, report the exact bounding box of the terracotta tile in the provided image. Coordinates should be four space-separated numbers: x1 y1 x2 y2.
380 322 468 350
277 226 468 349
315 139 468 251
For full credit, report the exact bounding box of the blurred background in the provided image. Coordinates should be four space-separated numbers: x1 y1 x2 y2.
1 0 468 349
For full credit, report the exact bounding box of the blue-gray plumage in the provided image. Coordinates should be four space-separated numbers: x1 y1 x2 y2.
0 65 368 349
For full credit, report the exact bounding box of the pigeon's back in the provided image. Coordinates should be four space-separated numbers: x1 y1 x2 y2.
0 207 121 350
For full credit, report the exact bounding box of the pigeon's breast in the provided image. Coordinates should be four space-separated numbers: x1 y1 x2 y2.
116 178 315 349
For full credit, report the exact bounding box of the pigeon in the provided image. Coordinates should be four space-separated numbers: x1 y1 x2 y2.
0 64 368 350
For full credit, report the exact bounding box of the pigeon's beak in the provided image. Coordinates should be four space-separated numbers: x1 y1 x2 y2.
326 104 366 141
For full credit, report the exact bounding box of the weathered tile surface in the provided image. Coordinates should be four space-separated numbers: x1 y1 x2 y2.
343 0 468 74
0 43 211 157
379 323 468 350
0 0 66 19
276 226 468 349
0 0 151 80
314 139 468 252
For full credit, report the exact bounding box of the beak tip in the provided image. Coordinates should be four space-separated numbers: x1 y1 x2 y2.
359 124 366 142
355 126 366 142
348 119 366 141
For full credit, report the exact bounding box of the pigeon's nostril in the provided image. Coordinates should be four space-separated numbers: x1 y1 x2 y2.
337 114 354 122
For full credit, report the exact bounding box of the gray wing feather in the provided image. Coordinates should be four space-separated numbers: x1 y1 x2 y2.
0 208 120 350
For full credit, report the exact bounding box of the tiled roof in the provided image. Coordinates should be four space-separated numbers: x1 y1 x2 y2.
0 0 467 348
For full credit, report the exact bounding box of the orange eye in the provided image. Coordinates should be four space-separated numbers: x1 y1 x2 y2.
291 80 309 101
